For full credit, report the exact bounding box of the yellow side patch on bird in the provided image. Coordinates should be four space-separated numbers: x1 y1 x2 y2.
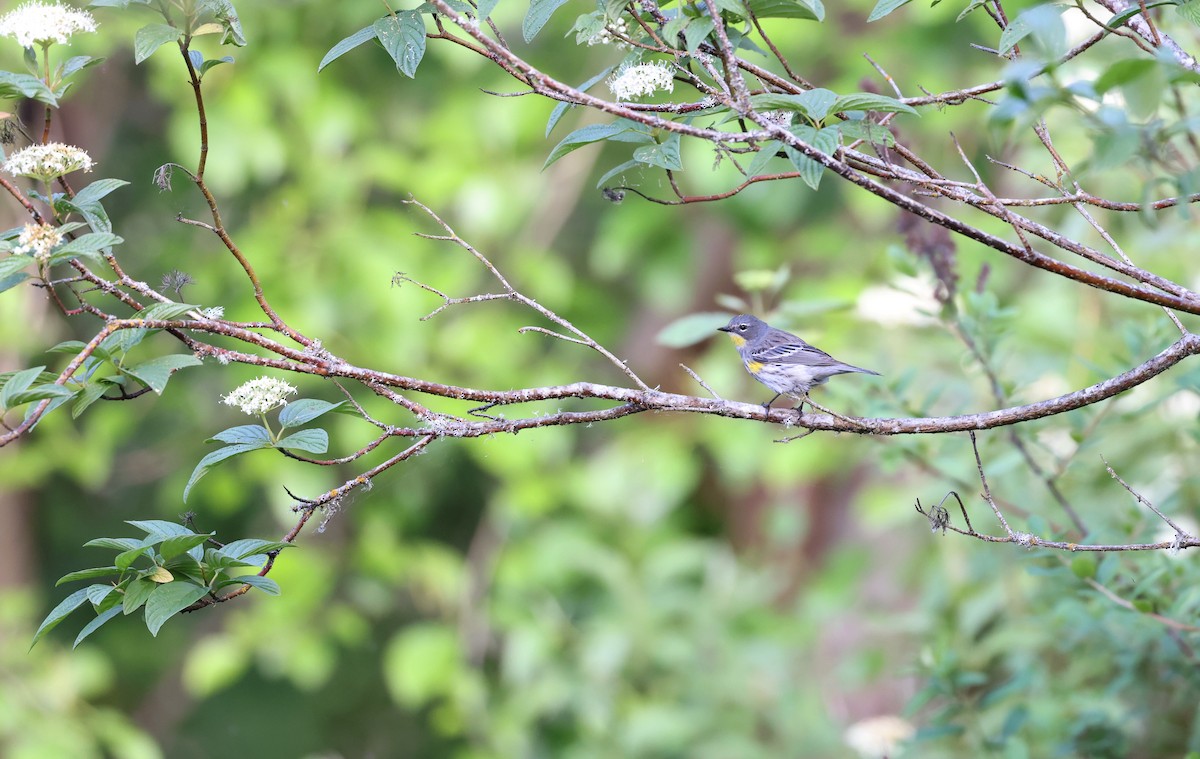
728 334 747 347
745 360 764 373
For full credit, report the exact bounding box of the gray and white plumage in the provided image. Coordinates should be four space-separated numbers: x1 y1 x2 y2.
717 313 879 407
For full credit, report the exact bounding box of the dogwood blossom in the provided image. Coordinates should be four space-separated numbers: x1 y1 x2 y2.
0 2 96 48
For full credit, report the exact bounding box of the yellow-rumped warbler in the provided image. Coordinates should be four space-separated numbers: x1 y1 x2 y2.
717 314 880 411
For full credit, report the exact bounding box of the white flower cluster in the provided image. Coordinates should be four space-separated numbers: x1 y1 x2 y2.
13 221 62 260
587 17 628 47
222 376 297 416
607 61 674 101
843 715 916 759
3 142 93 180
0 2 96 48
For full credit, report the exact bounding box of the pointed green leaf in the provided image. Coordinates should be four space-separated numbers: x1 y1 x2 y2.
278 399 343 429
134 23 184 64
31 586 94 647
144 582 210 636
216 574 280 595
319 24 376 72
183 443 264 502
546 67 614 137
217 539 294 561
524 0 571 41
0 271 29 294
51 232 123 262
276 428 329 454
159 532 214 560
747 0 824 20
56 566 120 586
595 158 644 189
544 123 630 169
745 140 783 176
137 301 200 320
633 133 683 170
122 576 157 615
831 92 918 116
73 605 123 649
0 71 56 105
72 178 129 206
210 424 273 445
84 536 143 551
121 353 202 394
0 366 45 409
867 0 912 21
374 12 426 79
126 520 193 539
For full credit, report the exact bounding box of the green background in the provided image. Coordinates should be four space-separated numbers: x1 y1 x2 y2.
2 1 1200 757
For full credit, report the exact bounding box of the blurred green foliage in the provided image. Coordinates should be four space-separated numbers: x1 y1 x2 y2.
2 0 1200 757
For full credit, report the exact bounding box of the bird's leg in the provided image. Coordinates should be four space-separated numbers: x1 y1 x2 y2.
763 392 782 413
797 395 871 429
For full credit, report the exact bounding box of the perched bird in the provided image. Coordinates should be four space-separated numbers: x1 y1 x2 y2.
717 314 880 412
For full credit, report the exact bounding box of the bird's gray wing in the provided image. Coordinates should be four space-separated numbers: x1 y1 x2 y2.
751 341 843 367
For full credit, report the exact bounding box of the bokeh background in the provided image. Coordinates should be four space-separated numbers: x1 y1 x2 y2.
2 1 1200 757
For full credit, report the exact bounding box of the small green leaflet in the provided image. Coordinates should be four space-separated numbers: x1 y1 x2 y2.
545 123 632 169
144 582 210 636
867 0 912 21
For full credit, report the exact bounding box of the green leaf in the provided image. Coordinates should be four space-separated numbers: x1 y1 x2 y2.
1105 0 1176 28
144 582 210 636
72 178 129 206
0 270 28 295
374 12 426 79
217 539 293 561
73 605 123 649
84 536 143 551
199 0 247 46
276 429 329 454
546 67 614 137
524 0 571 41
115 541 158 571
137 301 200 320
122 576 157 615
477 0 502 19
134 23 184 65
126 519 194 539
831 92 918 116
1 366 45 410
71 380 114 419
50 232 123 262
159 532 214 561
867 0 912 21
278 399 343 429
749 89 837 120
31 586 95 647
55 566 120 586
183 443 265 502
684 16 716 53
319 24 376 72
1178 0 1200 26
747 0 824 21
544 123 631 169
216 574 281 595
838 120 896 146
0 71 56 105
121 353 202 394
1094 59 1158 94
657 312 735 348
211 424 273 445
633 133 683 170
787 125 838 189
199 55 234 76
204 547 254 571
595 158 644 188
745 140 783 176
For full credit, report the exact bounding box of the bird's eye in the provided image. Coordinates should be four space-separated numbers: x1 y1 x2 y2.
738 324 748 331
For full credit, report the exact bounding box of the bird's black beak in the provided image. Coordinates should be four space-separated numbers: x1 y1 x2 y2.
716 326 731 333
